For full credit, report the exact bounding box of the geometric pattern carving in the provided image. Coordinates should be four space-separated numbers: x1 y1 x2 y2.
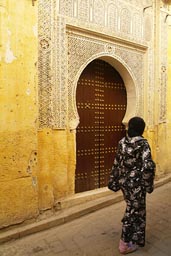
58 0 73 17
53 16 67 128
38 1 67 129
147 46 155 126
58 0 151 44
115 47 144 115
120 8 131 34
38 0 155 129
107 3 118 31
132 12 142 39
67 32 144 129
67 33 105 129
78 0 89 21
93 0 105 26
143 7 154 126
38 0 53 128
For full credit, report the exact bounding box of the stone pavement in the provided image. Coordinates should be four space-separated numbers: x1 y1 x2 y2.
0 182 170 256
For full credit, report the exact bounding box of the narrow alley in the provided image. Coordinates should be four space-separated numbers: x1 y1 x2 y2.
0 182 170 256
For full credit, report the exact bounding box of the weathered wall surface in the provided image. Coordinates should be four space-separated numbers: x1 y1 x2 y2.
37 129 76 211
0 0 171 230
155 23 171 178
0 1 39 228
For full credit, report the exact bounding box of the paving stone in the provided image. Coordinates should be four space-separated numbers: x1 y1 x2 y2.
0 182 170 256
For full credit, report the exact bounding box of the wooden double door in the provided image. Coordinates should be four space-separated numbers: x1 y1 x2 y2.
76 59 127 193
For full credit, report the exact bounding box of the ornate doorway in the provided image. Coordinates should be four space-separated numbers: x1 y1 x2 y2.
75 59 127 193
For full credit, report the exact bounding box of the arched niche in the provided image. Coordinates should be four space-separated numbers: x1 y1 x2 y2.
69 54 137 130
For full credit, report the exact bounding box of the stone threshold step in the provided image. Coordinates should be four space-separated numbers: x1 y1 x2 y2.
0 174 171 244
55 186 115 210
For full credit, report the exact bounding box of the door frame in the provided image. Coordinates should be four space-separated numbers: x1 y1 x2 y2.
73 54 137 193
70 54 137 131
75 59 127 192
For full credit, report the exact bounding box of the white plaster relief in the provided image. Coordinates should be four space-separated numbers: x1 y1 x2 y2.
132 12 143 39
120 8 131 34
146 44 155 126
59 0 73 17
67 32 144 129
107 3 118 31
38 0 155 129
58 0 149 45
143 6 154 126
78 0 89 21
38 0 53 128
93 0 105 26
53 15 67 128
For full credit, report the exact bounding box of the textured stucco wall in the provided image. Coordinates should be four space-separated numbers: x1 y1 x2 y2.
167 25 171 121
149 23 171 179
156 24 171 176
0 1 39 228
0 0 171 230
37 130 76 211
0 0 77 225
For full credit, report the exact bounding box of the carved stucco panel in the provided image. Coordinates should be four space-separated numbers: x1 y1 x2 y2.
115 47 144 115
93 0 105 26
107 3 118 31
38 0 54 128
38 1 67 129
57 0 150 44
67 33 144 129
38 0 152 129
67 34 105 129
59 0 73 17
78 0 89 21
143 7 154 126
52 15 67 128
120 8 131 34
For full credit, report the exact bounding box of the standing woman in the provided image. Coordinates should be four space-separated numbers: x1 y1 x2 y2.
108 117 156 254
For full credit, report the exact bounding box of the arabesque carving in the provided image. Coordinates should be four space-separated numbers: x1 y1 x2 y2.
38 0 167 129
67 32 144 129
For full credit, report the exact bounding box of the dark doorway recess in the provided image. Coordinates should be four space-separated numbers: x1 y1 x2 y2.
76 59 127 193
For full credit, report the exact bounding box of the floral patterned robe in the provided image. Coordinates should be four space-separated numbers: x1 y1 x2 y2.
108 135 156 246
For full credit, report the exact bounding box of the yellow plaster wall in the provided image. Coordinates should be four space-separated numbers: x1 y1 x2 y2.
37 129 76 210
152 24 171 178
167 25 171 122
0 1 171 230
0 1 76 227
0 1 39 228
155 123 171 176
160 24 171 175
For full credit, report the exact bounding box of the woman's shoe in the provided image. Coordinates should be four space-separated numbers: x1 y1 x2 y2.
119 239 138 254
119 239 128 254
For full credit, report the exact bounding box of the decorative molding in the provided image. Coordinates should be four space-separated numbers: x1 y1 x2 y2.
38 1 67 129
38 0 53 128
53 15 67 128
58 0 149 44
38 0 160 129
67 30 145 129
66 24 148 51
